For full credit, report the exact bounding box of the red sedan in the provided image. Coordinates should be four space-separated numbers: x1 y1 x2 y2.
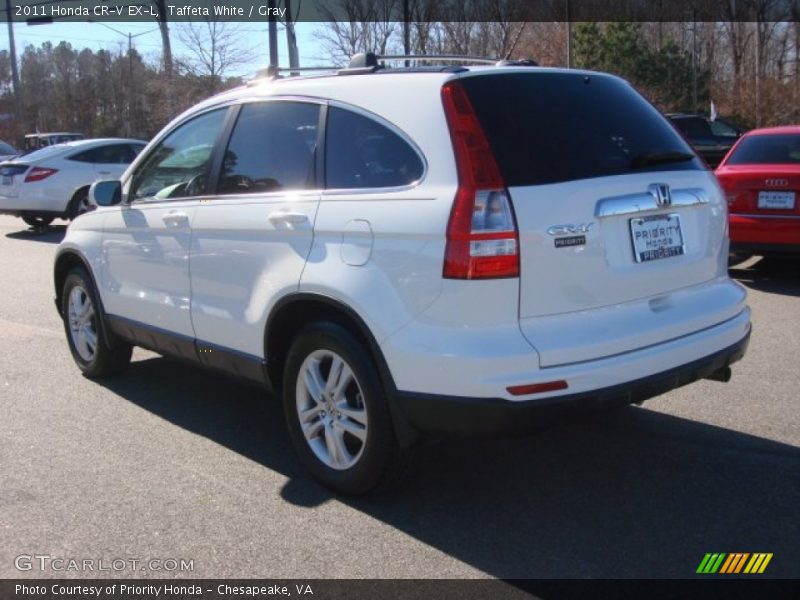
715 125 800 257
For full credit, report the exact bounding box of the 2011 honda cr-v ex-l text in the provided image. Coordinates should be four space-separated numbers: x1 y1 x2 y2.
54 54 751 494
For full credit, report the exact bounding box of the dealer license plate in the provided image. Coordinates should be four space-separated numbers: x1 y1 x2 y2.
758 191 795 210
630 214 685 263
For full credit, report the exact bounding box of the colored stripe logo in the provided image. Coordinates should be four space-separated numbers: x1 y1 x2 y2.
697 553 773 574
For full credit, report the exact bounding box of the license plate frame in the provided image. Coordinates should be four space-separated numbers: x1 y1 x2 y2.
630 213 685 263
2 175 12 186
757 190 795 210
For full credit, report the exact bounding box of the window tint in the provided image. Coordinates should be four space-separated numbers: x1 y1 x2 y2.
709 119 739 138
69 143 143 164
217 101 319 195
726 134 800 165
674 117 713 138
461 73 702 186
131 109 227 201
326 107 423 189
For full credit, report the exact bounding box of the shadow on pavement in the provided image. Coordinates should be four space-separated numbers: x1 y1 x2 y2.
5 224 66 244
98 355 800 579
730 255 800 298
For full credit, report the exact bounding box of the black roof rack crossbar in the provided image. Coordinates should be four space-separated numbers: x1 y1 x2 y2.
277 66 342 72
377 54 498 65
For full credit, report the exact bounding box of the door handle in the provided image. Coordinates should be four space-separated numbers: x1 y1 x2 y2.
268 211 309 227
162 211 189 228
97 171 112 175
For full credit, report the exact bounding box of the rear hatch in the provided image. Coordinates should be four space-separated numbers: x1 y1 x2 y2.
460 70 737 367
718 165 800 216
0 163 29 198
716 132 800 217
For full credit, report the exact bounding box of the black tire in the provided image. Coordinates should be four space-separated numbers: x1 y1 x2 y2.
67 188 92 220
22 215 54 229
62 268 132 378
282 321 406 495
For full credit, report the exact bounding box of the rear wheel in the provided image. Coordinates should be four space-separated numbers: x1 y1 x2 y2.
62 268 132 378
22 215 54 229
283 321 405 495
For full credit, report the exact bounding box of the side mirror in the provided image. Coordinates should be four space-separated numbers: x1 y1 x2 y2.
90 180 122 207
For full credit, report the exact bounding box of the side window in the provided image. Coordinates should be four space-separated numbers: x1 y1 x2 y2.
217 101 319 195
709 120 739 138
131 108 227 201
127 143 146 163
326 107 424 189
70 144 138 164
68 148 100 163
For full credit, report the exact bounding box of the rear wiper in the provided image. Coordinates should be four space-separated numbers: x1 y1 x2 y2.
630 151 695 169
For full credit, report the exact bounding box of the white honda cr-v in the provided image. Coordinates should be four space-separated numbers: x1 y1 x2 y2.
54 54 751 494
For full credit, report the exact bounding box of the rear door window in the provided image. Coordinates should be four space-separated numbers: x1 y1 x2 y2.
460 72 703 186
70 144 141 164
325 107 424 189
216 101 320 195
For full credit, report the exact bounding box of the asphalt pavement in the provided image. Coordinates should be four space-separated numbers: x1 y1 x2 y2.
0 215 797 579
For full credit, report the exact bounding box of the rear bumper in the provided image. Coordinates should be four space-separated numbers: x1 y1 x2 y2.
730 213 800 253
393 325 750 435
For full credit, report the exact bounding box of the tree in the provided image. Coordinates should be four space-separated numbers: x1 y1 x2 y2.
316 0 398 64
177 7 256 95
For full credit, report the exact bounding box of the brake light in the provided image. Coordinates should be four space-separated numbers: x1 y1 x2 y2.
24 167 58 183
441 81 519 279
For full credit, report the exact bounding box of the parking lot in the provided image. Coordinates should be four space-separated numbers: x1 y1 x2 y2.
0 213 797 579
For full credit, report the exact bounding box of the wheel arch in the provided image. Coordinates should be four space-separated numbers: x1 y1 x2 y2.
265 293 419 446
53 249 118 350
65 185 91 219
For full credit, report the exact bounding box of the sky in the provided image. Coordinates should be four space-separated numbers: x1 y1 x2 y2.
0 20 329 78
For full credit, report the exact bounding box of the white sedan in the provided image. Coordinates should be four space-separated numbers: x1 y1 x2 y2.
0 138 146 229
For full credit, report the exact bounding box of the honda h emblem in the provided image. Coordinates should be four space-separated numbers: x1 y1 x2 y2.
649 183 672 208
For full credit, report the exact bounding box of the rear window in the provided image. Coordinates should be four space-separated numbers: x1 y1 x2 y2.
460 72 703 186
726 134 800 165
672 117 713 138
16 144 70 161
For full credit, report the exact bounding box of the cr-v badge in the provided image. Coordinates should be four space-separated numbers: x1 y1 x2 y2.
547 223 594 248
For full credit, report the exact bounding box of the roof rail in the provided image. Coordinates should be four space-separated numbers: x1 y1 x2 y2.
250 52 539 83
379 54 499 65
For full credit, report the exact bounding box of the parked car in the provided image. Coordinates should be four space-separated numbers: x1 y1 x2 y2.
0 139 19 161
0 138 146 228
716 125 800 258
23 132 85 152
667 113 743 167
54 54 750 494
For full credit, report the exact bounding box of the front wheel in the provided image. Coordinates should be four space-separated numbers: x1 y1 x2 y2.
283 321 405 495
62 268 132 378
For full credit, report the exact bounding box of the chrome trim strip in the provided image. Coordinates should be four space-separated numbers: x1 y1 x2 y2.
595 188 709 218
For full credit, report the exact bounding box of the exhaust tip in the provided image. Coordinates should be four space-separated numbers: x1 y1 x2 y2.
705 366 732 383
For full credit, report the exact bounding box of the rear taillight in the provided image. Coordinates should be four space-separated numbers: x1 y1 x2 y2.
717 176 746 211
24 167 58 183
441 81 519 279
